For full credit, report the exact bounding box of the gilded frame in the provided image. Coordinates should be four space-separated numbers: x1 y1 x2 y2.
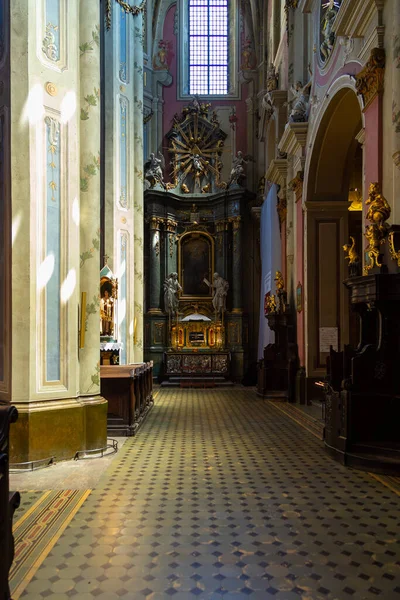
177 230 215 300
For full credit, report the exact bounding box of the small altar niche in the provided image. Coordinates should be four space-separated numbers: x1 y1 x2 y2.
171 320 225 350
100 264 120 365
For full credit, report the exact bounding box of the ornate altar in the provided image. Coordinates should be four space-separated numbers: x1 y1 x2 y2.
144 99 255 382
99 263 121 365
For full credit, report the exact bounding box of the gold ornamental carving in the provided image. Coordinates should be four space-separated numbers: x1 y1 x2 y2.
388 230 400 266
106 0 146 30
356 48 385 111
166 219 177 233
363 182 391 274
289 171 303 201
216 220 228 233
149 216 164 230
45 81 57 96
228 216 241 231
277 190 287 226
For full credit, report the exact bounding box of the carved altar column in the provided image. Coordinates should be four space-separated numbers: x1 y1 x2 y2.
148 217 163 313
166 218 178 277
230 217 243 312
215 220 228 278
79 0 102 397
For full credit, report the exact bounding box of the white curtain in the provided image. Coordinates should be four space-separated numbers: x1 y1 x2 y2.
258 184 281 359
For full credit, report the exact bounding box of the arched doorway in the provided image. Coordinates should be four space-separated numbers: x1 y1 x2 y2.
304 87 364 391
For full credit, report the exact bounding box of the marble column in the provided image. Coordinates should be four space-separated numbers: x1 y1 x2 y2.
230 217 242 312
215 220 228 278
166 218 178 278
133 8 145 362
148 217 163 313
79 0 102 395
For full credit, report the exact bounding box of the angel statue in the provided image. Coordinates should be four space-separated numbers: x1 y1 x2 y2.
320 0 340 61
144 151 166 189
287 66 313 123
203 273 229 318
163 272 182 315
229 151 252 186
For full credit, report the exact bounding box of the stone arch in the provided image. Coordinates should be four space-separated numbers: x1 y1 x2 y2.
303 81 364 386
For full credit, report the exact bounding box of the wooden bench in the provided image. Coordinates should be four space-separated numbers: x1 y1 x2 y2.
101 361 154 436
0 405 20 600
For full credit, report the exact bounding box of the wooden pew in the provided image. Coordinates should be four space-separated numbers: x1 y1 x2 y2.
0 405 20 600
101 362 154 436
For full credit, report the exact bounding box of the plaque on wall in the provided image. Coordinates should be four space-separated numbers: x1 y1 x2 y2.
189 332 205 342
319 327 338 353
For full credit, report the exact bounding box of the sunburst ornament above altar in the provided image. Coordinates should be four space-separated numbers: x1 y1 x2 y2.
166 97 228 194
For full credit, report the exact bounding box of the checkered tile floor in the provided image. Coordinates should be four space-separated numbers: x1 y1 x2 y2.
20 389 400 599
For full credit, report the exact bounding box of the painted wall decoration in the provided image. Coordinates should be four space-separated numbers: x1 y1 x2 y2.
119 6 128 82
119 96 128 209
45 116 61 381
153 39 171 70
42 0 60 62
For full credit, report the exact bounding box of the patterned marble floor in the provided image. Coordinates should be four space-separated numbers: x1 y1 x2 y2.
18 389 400 599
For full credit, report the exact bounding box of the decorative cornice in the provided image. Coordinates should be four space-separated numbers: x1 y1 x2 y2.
355 47 385 111
265 159 288 187
278 122 309 157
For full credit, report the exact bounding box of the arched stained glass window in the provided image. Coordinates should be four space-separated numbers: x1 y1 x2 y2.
189 0 229 95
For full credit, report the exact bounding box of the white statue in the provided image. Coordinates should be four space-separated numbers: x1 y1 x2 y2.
287 67 313 123
192 153 203 173
144 151 165 187
204 273 229 317
163 272 182 315
229 151 248 186
321 1 340 61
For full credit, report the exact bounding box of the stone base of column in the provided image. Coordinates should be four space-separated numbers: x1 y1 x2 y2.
147 308 164 315
9 396 108 464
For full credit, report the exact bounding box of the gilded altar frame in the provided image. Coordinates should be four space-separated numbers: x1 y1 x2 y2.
177 230 215 300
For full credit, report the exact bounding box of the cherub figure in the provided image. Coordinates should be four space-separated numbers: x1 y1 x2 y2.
365 182 391 231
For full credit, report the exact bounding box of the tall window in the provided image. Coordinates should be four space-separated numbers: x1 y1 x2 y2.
189 0 229 95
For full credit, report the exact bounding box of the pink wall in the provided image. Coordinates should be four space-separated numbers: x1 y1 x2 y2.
162 5 249 154
364 96 382 186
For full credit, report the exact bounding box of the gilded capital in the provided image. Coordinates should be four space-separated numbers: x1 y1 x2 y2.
216 220 228 233
149 216 164 230
356 48 385 111
229 216 241 230
166 219 177 233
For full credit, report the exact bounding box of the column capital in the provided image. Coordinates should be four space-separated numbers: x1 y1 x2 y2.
356 47 385 111
165 218 177 233
216 219 229 233
228 216 241 230
149 216 164 230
